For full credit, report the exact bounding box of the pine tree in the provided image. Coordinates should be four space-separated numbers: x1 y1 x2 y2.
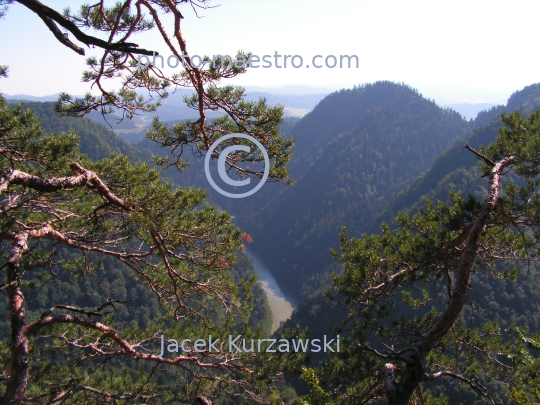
1 2 295 403
301 111 540 404
0 93 278 403
10 0 293 184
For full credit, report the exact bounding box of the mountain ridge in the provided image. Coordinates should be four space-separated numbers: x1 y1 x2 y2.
234 81 470 300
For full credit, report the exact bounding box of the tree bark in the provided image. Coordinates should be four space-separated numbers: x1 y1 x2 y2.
0 163 130 211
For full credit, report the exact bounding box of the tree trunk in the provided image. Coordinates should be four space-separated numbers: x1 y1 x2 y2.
192 396 212 405
389 365 424 405
3 234 30 405
384 156 515 405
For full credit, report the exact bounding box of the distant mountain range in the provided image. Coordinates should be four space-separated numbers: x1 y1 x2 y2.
3 89 499 122
4 93 61 102
441 102 497 120
3 87 330 122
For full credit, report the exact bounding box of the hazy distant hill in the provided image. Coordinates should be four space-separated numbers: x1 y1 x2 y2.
86 110 138 130
245 92 327 113
4 88 322 126
235 81 470 300
4 93 61 102
149 90 327 121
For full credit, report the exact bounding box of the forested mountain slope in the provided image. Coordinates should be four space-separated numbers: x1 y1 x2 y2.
236 81 470 300
286 82 540 334
282 83 540 404
374 82 540 232
7 101 147 162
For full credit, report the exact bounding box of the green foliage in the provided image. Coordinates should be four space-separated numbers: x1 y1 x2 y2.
297 109 540 404
146 84 294 184
0 96 274 403
1 99 78 161
50 2 295 189
297 367 331 405
8 101 147 162
4 0 292 401
376 83 540 233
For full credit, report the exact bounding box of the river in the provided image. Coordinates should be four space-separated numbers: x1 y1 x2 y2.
246 250 296 333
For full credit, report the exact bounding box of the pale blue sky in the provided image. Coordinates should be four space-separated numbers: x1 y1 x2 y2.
1 0 539 104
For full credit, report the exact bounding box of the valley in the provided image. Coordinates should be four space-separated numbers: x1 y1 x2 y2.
247 249 295 333
5 80 540 404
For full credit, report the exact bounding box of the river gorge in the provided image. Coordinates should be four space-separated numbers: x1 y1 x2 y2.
247 250 296 333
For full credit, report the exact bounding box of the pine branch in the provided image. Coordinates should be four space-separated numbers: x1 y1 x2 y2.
464 144 496 167
15 0 156 55
0 162 131 211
